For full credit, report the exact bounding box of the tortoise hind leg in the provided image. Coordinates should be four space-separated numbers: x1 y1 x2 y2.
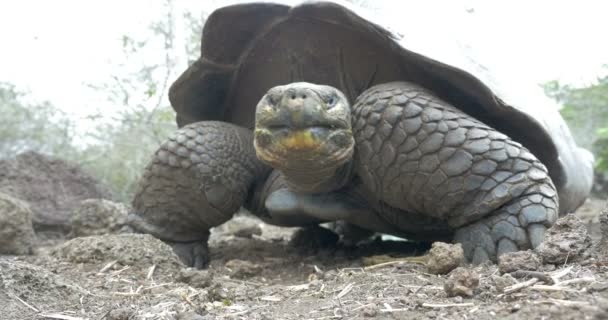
129 121 269 268
453 183 558 263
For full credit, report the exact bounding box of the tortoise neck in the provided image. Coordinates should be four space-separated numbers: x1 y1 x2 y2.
280 160 354 194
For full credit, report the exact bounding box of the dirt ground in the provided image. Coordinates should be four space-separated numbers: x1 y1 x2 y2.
1 198 607 320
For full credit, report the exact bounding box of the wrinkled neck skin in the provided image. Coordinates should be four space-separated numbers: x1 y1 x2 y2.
280 160 354 194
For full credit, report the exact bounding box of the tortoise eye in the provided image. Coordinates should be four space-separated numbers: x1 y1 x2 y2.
327 95 337 107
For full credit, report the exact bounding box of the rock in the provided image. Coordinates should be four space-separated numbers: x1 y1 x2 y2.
207 281 234 302
176 312 209 320
498 250 542 273
600 202 608 246
68 199 129 237
225 259 263 279
362 303 379 317
0 151 111 232
589 282 608 293
491 273 517 293
51 234 183 270
536 214 592 264
426 242 464 274
106 308 134 320
233 225 262 239
178 268 214 288
0 192 36 254
444 267 480 297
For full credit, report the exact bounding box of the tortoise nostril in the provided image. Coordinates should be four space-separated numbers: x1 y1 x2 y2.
291 94 296 100
302 94 307 99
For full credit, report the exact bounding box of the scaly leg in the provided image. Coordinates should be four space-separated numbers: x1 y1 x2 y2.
129 121 269 268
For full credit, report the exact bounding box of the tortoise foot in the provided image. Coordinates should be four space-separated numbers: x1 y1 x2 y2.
167 239 210 269
453 192 558 264
329 220 375 246
290 225 339 250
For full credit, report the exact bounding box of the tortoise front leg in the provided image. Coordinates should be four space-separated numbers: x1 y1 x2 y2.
351 81 559 263
129 121 269 268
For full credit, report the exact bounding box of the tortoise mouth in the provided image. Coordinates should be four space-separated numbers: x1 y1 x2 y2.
254 125 352 152
260 121 347 134
253 125 354 169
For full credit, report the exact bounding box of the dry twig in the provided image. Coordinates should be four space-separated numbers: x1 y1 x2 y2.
421 302 475 308
39 314 86 320
551 266 573 283
533 298 592 307
510 270 554 284
530 285 581 293
98 260 118 273
146 264 156 280
501 278 539 295
8 293 40 313
335 283 354 299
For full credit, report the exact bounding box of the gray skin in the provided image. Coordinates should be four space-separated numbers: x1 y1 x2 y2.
130 81 558 267
129 1 592 268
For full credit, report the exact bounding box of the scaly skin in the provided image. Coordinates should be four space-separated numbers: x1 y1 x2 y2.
352 82 558 262
130 121 269 268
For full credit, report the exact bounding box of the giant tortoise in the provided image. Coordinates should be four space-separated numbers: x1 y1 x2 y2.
129 1 594 268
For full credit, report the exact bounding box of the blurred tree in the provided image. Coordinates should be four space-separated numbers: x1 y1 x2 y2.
0 82 76 158
79 0 207 202
1 1 208 202
543 69 608 173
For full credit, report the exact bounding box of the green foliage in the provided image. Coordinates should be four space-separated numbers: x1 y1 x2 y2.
77 0 207 202
76 106 176 202
0 83 76 158
543 70 608 172
596 127 608 172
182 10 206 65
78 0 184 202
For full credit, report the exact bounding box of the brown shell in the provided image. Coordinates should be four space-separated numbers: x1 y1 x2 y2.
168 1 593 213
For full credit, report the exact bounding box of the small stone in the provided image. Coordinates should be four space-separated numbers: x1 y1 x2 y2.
491 273 517 293
589 282 608 293
600 202 608 246
444 267 480 297
362 303 379 317
176 311 208 320
106 308 134 320
207 282 233 302
536 214 592 264
69 199 129 237
0 192 36 255
426 242 464 274
510 303 521 312
233 225 262 239
178 268 213 288
225 259 262 279
498 250 542 273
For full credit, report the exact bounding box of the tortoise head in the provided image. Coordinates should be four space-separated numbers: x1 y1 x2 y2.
254 82 354 175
